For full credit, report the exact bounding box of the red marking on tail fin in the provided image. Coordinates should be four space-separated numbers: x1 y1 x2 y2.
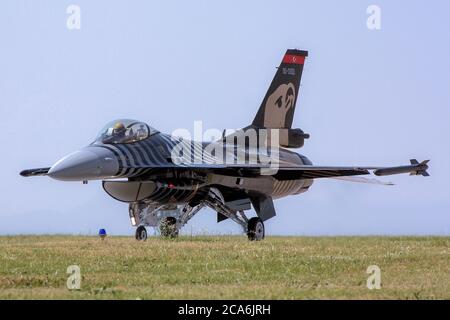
282 54 305 65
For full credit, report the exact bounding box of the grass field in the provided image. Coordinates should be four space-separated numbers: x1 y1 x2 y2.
0 236 448 299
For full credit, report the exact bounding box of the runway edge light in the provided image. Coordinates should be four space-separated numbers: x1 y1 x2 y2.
98 228 107 240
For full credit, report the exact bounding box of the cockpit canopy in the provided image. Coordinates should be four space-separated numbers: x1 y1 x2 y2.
95 119 158 144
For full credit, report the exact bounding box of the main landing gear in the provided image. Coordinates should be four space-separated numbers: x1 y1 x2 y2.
247 217 265 241
129 191 267 241
135 225 148 241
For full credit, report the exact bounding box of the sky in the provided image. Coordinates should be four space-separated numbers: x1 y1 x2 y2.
1 0 449 236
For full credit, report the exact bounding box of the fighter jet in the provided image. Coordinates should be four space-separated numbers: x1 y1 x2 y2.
20 49 429 241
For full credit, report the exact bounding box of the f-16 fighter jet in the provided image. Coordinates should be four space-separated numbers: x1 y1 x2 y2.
20 49 429 241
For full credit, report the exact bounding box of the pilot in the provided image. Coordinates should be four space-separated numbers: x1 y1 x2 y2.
102 122 127 143
112 122 127 141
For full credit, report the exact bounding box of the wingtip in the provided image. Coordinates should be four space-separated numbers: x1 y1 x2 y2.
19 167 50 177
19 169 32 177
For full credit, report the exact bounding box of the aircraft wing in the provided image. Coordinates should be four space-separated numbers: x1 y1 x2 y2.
191 159 430 181
271 165 373 180
266 159 429 180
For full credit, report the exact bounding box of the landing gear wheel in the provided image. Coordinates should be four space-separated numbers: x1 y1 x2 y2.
135 226 147 241
247 217 265 241
160 217 179 238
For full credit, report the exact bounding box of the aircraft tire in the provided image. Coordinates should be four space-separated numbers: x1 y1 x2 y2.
160 217 179 238
135 226 148 241
247 217 265 241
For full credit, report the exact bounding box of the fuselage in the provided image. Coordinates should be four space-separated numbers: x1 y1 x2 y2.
47 130 314 204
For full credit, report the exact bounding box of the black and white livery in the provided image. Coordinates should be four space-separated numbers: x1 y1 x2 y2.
20 49 429 241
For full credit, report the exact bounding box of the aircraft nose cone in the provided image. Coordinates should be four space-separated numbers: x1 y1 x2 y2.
48 147 119 181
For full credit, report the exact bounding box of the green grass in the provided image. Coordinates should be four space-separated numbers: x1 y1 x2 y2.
0 236 448 299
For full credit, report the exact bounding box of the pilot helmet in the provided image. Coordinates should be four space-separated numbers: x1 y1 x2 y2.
113 122 126 134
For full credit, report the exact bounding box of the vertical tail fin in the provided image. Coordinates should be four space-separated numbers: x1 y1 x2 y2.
252 49 308 129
